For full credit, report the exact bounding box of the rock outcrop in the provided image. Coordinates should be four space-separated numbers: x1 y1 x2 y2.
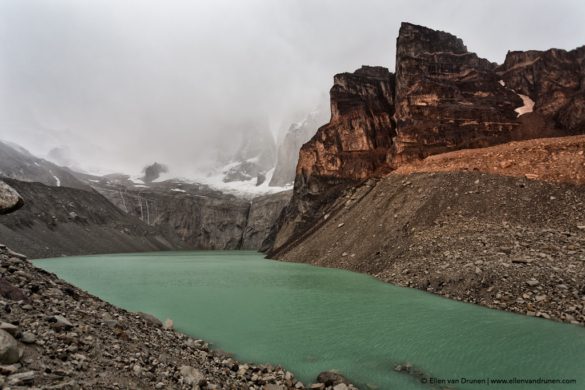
497 46 585 133
267 22 585 257
392 23 524 163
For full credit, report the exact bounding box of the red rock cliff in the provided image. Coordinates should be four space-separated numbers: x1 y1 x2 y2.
264 22 585 255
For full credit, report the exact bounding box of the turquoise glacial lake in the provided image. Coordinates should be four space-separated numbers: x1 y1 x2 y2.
35 251 585 389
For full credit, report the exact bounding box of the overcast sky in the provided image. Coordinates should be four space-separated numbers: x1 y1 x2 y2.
1 0 584 176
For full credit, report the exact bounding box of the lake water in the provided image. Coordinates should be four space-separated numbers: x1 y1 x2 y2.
35 251 585 389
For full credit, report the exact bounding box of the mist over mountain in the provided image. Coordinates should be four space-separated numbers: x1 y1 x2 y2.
1 0 584 177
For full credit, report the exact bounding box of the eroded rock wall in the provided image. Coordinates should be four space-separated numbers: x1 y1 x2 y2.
267 22 585 257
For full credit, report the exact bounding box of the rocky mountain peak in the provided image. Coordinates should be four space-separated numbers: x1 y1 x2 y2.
397 22 467 58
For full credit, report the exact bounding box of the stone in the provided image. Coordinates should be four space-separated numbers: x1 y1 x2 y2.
0 363 20 375
163 318 174 330
315 371 349 386
0 181 24 215
310 385 325 390
333 384 349 390
0 322 18 336
179 365 205 385
0 329 20 364
526 279 540 287
7 370 35 386
265 385 285 390
0 279 28 301
48 315 74 331
137 312 163 328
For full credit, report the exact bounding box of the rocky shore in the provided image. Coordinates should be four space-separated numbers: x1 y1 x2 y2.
0 244 358 389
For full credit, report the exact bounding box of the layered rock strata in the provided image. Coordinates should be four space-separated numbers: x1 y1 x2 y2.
267 22 585 256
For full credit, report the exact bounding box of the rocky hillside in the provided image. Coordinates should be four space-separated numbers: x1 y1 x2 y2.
0 178 187 259
267 22 585 257
0 141 91 191
271 137 585 325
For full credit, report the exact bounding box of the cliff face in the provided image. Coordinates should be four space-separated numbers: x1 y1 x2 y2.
297 66 396 180
267 22 585 256
241 191 293 249
266 66 396 253
393 23 523 163
497 46 585 133
92 180 291 250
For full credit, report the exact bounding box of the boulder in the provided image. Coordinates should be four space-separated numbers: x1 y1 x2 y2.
0 181 24 215
48 315 74 331
0 329 20 364
315 371 349 386
137 312 163 328
0 322 19 336
179 365 205 385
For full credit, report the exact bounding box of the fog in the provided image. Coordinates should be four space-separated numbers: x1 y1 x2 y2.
1 0 584 176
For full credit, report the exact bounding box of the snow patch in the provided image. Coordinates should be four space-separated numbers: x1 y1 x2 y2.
499 80 506 87
514 94 535 117
199 167 291 198
49 171 61 187
170 188 186 193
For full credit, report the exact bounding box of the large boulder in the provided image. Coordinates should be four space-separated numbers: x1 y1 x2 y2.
315 371 349 386
0 329 20 364
0 180 24 215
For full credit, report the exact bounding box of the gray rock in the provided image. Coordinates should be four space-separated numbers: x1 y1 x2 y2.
179 365 205 385
265 385 285 390
0 329 20 364
137 312 163 328
0 363 20 375
526 279 540 287
0 181 24 215
163 318 173 330
7 370 35 386
0 322 19 336
333 384 349 390
48 315 74 331
315 371 349 386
